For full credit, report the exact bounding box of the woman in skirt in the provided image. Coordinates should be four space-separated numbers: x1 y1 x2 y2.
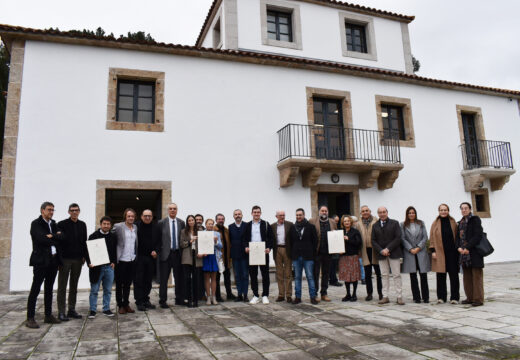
338 215 362 302
202 219 223 305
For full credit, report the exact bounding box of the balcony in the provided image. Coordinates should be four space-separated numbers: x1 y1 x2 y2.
460 139 515 191
277 124 404 188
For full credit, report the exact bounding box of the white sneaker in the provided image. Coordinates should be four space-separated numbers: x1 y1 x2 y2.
450 300 459 305
437 299 445 304
262 296 269 304
249 296 259 305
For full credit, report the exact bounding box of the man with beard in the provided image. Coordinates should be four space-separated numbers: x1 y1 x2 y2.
229 209 249 302
215 213 236 301
358 206 382 301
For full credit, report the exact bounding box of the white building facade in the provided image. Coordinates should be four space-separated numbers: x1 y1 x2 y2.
0 0 518 292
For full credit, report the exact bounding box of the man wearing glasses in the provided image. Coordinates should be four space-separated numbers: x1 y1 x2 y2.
57 203 88 321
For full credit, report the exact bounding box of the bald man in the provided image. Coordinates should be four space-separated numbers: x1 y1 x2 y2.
271 210 294 303
371 207 404 305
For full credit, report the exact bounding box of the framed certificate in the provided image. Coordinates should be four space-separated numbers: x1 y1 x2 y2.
327 230 345 254
249 242 266 265
86 239 110 267
198 231 215 255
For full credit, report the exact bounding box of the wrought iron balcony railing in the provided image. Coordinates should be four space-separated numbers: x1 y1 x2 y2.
460 139 513 170
277 123 401 164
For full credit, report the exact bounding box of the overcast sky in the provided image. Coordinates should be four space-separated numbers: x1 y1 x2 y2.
1 0 519 90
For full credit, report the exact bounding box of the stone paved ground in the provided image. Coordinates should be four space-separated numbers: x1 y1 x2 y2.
1 261 519 360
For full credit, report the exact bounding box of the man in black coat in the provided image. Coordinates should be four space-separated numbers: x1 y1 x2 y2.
242 205 274 305
87 216 117 318
288 208 318 305
371 206 404 305
56 203 88 321
135 209 160 311
26 202 64 328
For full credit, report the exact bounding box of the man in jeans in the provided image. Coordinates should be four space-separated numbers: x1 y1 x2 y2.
87 216 117 318
288 208 318 304
57 203 88 321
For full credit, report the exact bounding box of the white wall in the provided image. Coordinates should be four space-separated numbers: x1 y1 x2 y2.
9 40 519 290
236 0 407 71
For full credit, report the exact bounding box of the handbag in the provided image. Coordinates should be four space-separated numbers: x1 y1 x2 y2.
476 232 494 257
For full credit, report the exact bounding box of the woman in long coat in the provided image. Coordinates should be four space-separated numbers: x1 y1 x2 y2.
429 204 459 304
401 206 431 303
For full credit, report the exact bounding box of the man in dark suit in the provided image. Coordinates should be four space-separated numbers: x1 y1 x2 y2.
26 202 64 328
242 205 274 305
271 210 293 303
158 203 185 307
56 203 87 321
229 209 248 302
371 206 404 305
215 213 236 301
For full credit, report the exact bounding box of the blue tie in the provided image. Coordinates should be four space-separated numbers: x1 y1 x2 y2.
171 220 177 250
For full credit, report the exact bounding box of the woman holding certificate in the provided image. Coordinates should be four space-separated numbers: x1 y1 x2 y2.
202 219 223 305
181 215 203 308
338 216 362 302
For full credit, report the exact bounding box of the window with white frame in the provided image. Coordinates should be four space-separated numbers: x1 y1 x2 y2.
339 12 377 61
260 0 302 50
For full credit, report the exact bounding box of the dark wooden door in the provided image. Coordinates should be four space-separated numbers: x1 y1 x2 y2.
313 98 345 160
462 113 480 168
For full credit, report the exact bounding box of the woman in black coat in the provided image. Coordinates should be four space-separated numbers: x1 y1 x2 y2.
338 216 362 302
457 202 484 306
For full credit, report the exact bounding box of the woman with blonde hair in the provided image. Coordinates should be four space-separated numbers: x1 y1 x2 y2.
202 219 222 305
429 204 459 304
338 215 362 302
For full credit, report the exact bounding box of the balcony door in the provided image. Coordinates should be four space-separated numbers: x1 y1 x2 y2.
313 98 345 160
462 113 481 168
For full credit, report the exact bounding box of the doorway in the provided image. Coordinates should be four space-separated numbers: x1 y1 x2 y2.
318 192 351 219
105 189 162 223
313 97 345 160
461 113 481 168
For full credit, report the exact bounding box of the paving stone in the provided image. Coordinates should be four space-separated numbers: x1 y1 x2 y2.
461 310 505 320
301 321 378 347
200 336 251 354
448 325 512 340
74 354 118 360
118 329 156 343
34 337 78 353
264 349 317 359
119 340 166 360
287 336 352 358
74 339 118 357
353 343 428 360
228 325 296 353
419 348 487 360
215 350 264 360
161 335 213 359
380 309 425 320
494 325 520 336
267 326 313 340
450 316 508 329
348 324 396 336
29 351 74 359
152 322 192 336
414 317 461 329
213 314 253 327
2 329 46 344
494 316 520 326
0 343 34 359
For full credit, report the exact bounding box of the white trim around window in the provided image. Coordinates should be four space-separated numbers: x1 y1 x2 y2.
339 11 377 61
260 0 302 50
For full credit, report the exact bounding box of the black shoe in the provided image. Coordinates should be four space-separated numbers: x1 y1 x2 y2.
26 318 40 328
160 303 169 309
414 299 421 304
234 295 244 302
461 299 472 305
472 302 483 307
293 298 302 304
67 310 82 319
227 293 237 300
103 310 115 317
243 296 249 303
342 295 351 302
361 279 366 285
58 313 69 322
350 295 357 302
310 298 318 305
378 294 383 300
365 294 373 301
216 296 225 303
144 302 156 310
187 302 196 308
44 315 61 324
137 304 147 311
423 299 429 304
88 311 96 319
331 282 343 287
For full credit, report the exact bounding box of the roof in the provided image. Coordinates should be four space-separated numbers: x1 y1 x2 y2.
0 24 519 98
195 0 415 47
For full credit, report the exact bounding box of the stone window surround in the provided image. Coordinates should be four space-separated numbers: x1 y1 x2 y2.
260 0 303 50
375 95 415 148
107 68 165 132
456 104 486 145
306 87 354 158
339 11 377 61
310 184 360 220
471 188 491 218
213 13 223 49
96 180 172 226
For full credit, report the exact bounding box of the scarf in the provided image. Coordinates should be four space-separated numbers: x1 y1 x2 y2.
458 213 472 267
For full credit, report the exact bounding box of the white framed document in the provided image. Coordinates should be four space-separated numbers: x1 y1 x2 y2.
328 230 345 254
86 239 110 267
249 242 266 265
198 231 215 255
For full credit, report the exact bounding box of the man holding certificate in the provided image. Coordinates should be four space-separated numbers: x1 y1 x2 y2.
242 205 274 305
309 206 337 302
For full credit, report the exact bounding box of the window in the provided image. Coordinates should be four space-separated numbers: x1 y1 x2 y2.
381 104 405 140
117 80 155 124
339 12 377 61
346 23 367 53
267 10 292 42
260 0 302 50
375 95 415 147
471 188 490 218
106 68 164 132
213 17 222 49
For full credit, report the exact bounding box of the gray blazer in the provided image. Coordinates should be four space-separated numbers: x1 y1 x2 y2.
113 222 138 263
158 217 186 262
400 222 431 273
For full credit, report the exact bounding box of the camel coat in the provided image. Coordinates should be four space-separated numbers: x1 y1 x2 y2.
356 216 379 265
429 217 457 273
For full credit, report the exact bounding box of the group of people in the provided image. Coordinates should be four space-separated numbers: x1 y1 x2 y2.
26 200 486 329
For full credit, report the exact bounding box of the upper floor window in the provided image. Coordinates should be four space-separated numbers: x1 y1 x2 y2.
260 0 302 50
213 17 222 49
381 104 405 140
339 12 377 61
267 10 292 42
375 95 415 147
346 23 367 53
117 80 155 124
